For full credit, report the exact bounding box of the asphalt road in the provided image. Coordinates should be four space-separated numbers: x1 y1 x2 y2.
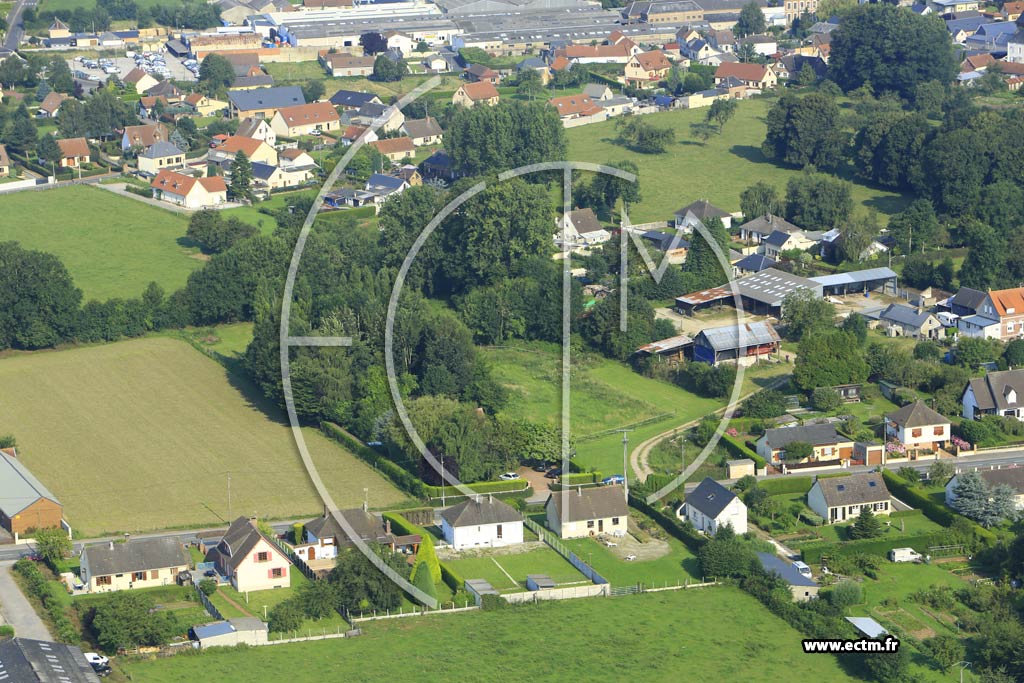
2 0 36 51
0 560 51 640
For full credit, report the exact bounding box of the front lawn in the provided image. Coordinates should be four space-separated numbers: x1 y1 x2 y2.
566 97 912 224
122 587 863 683
0 184 199 300
443 546 587 593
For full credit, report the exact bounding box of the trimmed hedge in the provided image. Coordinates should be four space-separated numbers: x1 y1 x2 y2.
721 434 767 469
799 533 941 565
13 560 78 644
423 479 531 498
757 476 815 496
440 562 464 592
381 511 426 538
320 422 425 498
881 470 998 546
559 472 603 486
628 495 708 553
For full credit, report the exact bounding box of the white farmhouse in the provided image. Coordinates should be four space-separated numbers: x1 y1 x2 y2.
440 496 523 550
678 476 747 535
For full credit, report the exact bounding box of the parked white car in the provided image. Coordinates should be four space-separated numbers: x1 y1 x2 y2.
498 472 520 481
84 653 109 666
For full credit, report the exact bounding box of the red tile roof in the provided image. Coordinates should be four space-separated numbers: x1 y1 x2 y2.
150 170 227 196
216 135 266 156
369 137 415 155
990 288 1024 317
715 62 771 82
632 50 671 72
548 94 603 118
275 102 340 127
56 137 89 159
459 81 499 101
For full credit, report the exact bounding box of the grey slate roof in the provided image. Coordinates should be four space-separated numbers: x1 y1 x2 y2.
757 552 816 587
546 486 628 523
366 173 407 191
329 90 381 108
676 198 730 220
356 102 389 119
206 517 288 575
139 140 183 159
764 229 793 248
568 208 605 235
685 477 738 519
733 253 776 273
236 117 267 138
760 423 842 450
228 86 304 112
879 303 932 329
0 638 100 682
305 508 393 544
886 401 948 428
966 369 1024 411
402 116 443 140
0 450 60 517
696 320 780 352
582 83 612 99
83 537 187 576
970 467 1024 493
441 496 521 527
950 287 989 313
251 161 277 180
813 473 889 508
232 74 275 88
739 213 800 236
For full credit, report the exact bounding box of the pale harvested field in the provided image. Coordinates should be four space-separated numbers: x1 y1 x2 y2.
0 337 408 536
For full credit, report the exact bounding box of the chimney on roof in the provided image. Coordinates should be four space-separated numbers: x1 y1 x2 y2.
385 519 391 535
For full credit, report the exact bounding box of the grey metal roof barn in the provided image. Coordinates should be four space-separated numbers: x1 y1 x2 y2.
441 496 521 527
82 537 188 576
685 477 738 519
0 638 100 682
695 320 780 352
809 267 897 295
0 449 61 516
736 269 821 307
878 303 932 329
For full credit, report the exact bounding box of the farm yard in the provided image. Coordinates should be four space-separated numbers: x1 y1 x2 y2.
0 185 201 300
123 587 863 683
442 544 589 593
0 335 410 536
566 98 912 224
483 342 791 474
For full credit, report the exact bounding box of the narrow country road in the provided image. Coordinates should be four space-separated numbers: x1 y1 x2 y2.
630 372 793 482
0 560 51 640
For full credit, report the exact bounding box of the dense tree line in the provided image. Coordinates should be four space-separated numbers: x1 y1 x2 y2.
444 100 566 176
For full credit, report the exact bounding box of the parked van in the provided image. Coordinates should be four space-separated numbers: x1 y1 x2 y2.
888 547 923 563
792 561 812 578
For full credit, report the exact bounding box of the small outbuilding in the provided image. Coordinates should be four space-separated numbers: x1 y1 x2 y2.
192 617 269 648
526 574 556 591
757 552 818 602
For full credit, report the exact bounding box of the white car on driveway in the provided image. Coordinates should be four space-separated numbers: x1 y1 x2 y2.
498 472 520 481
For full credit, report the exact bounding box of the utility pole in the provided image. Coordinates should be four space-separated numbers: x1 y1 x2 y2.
615 429 634 501
440 451 445 507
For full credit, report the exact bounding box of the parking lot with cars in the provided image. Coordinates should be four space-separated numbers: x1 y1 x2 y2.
68 51 197 86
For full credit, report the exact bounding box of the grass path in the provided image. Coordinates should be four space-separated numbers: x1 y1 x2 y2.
630 370 791 483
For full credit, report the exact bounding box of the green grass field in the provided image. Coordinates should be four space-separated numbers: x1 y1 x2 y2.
0 185 200 300
123 587 862 683
566 98 911 224
484 342 790 473
264 64 464 101
0 336 409 536
443 546 587 592
562 534 701 587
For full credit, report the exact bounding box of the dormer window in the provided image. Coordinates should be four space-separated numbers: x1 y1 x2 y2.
1006 387 1017 404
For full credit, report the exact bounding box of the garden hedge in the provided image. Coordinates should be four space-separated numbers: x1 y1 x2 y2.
627 495 708 553
720 434 767 469
320 422 425 498
881 470 997 546
440 562 464 592
799 532 942 565
757 476 815 496
423 479 531 498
